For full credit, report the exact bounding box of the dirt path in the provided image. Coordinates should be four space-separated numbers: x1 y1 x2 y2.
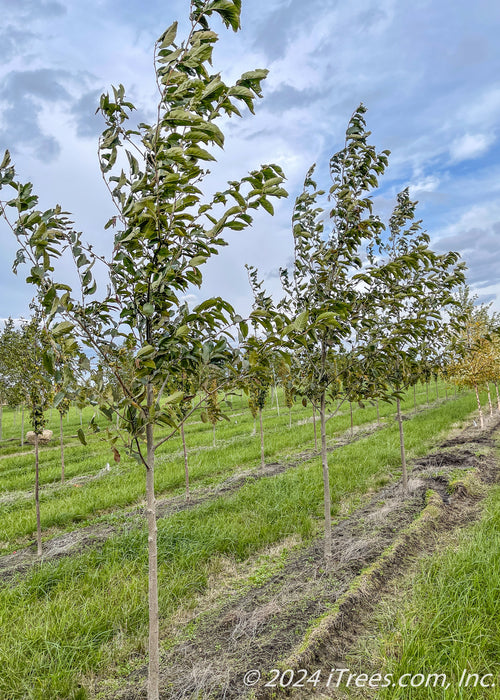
0 421 382 581
96 416 500 700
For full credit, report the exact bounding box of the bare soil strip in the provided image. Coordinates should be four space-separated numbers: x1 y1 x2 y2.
0 422 381 581
97 416 500 700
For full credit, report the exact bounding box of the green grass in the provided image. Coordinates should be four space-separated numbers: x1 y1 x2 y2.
0 382 463 550
0 389 482 699
367 480 500 699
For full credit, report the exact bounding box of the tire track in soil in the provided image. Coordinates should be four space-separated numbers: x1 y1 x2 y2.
100 416 500 700
0 422 381 581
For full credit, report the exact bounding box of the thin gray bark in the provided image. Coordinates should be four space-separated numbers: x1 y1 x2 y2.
320 391 332 566
259 407 265 468
426 382 429 404
435 376 439 400
396 397 408 493
495 383 500 411
35 434 42 556
288 407 292 429
146 384 159 700
274 385 280 416
312 405 317 450
212 423 216 448
487 384 493 416
474 384 484 429
59 412 65 484
180 422 189 501
21 405 25 446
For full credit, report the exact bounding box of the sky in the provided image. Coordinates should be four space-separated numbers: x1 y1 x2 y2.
1 0 500 320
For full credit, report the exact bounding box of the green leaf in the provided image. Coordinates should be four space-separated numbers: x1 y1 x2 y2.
228 85 254 99
52 321 74 337
164 391 184 404
239 70 268 82
186 146 216 162
175 325 189 338
294 310 308 332
136 344 155 358
316 311 339 326
77 428 87 446
159 21 178 48
259 198 274 215
190 255 208 267
142 303 154 317
1 150 10 169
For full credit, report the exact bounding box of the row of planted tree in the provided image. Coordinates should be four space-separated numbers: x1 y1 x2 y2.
0 2 498 698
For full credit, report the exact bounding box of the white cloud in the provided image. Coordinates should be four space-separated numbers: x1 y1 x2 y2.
410 175 440 195
450 132 495 162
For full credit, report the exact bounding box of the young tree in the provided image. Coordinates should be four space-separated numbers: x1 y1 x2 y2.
272 106 390 565
276 354 295 429
50 336 88 483
2 313 53 555
359 188 464 491
251 107 464 565
242 336 273 468
0 2 286 697
448 289 498 428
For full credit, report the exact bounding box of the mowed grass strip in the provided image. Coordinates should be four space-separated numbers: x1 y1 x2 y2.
372 482 500 699
0 383 457 549
0 392 480 700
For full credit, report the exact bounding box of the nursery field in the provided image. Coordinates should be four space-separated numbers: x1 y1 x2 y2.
0 383 499 699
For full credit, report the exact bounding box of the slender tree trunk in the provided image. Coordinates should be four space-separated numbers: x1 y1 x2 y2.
312 405 317 450
288 407 292 429
487 384 493 417
320 392 332 566
21 405 25 447
350 402 354 436
259 407 265 468
275 385 280 416
495 383 500 411
435 376 438 400
145 384 159 700
454 385 457 398
180 422 189 501
474 384 484 429
212 423 216 448
35 434 42 556
376 399 380 425
59 412 65 484
413 384 417 414
252 416 256 437
0 403 3 441
13 405 17 430
396 397 408 493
